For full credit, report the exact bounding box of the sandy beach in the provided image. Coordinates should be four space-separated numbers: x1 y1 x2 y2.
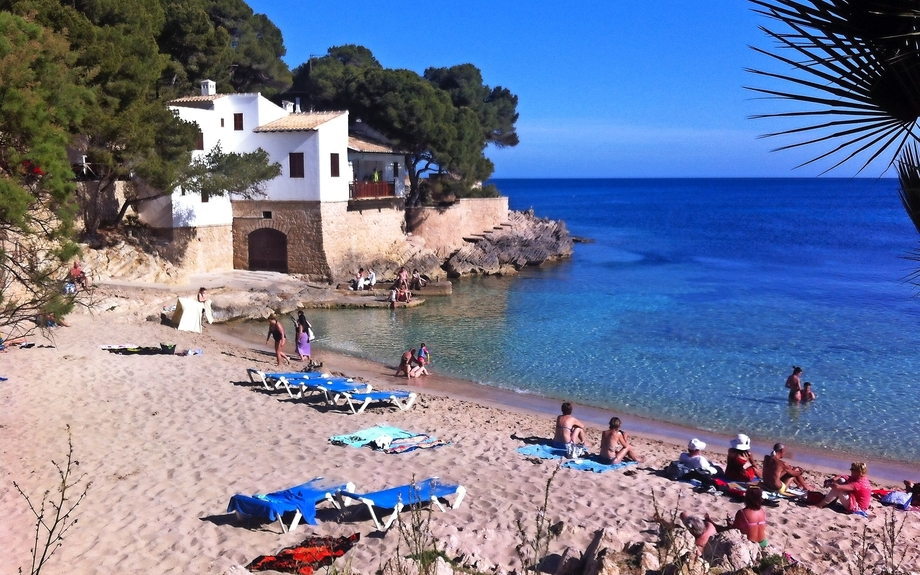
2 291 919 575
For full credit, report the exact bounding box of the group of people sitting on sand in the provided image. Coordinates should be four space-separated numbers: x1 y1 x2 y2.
551 402 918 553
553 402 642 464
395 344 430 378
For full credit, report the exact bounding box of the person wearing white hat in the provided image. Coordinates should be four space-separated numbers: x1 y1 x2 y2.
726 433 761 482
679 438 719 475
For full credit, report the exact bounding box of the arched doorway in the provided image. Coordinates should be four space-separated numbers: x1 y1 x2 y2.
248 228 288 272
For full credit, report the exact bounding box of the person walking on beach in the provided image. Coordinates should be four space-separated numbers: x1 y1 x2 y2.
785 366 803 402
762 443 810 493
598 416 641 464
554 402 588 453
295 311 313 364
265 315 290 366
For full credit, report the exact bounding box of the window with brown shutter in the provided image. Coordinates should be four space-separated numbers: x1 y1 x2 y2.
289 153 304 178
330 153 340 177
233 113 243 131
196 132 204 151
393 162 399 178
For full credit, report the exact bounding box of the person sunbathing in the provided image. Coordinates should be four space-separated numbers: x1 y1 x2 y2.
598 417 641 463
762 443 810 493
704 486 769 548
814 461 871 514
554 402 588 454
726 434 761 482
679 511 717 553
877 480 920 509
679 438 720 476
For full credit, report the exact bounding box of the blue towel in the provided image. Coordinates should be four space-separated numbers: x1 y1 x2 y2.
228 477 350 525
561 458 638 473
516 444 567 459
330 426 414 448
0 376 7 381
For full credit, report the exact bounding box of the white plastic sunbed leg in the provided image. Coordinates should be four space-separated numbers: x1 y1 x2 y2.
379 502 403 531
450 486 466 509
396 393 417 411
247 369 272 390
287 509 302 533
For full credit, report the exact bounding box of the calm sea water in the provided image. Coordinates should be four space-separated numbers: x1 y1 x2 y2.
243 179 920 464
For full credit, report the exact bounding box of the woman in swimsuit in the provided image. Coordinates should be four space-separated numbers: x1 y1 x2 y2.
265 315 289 366
598 417 641 464
785 366 803 402
733 486 768 547
395 348 415 378
295 311 312 363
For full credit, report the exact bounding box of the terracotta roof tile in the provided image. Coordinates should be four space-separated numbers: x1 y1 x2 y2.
255 111 347 132
168 94 227 105
348 136 403 154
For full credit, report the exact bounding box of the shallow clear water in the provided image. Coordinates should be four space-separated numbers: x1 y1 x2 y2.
239 178 920 465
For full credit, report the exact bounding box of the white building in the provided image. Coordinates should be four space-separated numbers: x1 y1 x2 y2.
152 80 408 278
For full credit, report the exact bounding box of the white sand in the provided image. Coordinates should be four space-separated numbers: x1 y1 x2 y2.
1 308 919 575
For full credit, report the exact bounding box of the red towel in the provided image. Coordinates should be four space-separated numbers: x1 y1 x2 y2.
248 533 360 574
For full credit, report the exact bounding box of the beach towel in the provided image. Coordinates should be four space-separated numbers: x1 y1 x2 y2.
561 458 638 473
516 444 568 459
330 426 449 453
248 532 359 574
330 426 414 448
383 434 450 454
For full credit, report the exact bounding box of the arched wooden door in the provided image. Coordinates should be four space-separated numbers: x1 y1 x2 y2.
248 228 288 272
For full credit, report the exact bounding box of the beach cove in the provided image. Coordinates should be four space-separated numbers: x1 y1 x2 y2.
1 281 919 574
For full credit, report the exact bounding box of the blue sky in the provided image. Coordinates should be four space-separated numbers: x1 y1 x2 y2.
248 1 895 179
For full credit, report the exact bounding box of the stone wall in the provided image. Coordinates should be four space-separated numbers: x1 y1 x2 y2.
405 197 510 258
319 201 409 281
174 225 234 274
231 200 330 280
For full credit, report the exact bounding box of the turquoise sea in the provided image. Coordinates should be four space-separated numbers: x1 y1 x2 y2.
243 179 920 466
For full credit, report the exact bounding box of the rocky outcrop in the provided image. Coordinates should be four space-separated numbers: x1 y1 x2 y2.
444 210 573 277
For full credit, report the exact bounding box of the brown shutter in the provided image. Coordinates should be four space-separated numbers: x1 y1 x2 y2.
233 113 243 131
289 153 305 178
330 153 340 177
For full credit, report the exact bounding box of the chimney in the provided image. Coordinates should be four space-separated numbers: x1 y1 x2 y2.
282 100 294 113
201 79 216 96
294 97 302 113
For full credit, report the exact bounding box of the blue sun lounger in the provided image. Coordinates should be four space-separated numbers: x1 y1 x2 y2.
227 477 355 533
279 377 373 402
246 368 334 391
337 477 466 531
337 390 417 414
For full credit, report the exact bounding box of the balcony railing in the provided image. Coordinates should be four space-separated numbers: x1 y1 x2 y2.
350 181 396 199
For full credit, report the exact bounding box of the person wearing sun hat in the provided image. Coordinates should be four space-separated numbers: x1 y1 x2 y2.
726 433 761 482
679 437 720 476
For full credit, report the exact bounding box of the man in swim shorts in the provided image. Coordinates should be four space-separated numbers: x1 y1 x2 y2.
762 443 810 493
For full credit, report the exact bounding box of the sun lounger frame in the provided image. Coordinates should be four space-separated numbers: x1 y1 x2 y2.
338 390 418 414
337 477 466 531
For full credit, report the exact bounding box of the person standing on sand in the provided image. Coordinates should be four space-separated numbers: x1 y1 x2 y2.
265 315 289 366
553 402 588 451
598 416 641 464
762 443 810 493
786 366 803 402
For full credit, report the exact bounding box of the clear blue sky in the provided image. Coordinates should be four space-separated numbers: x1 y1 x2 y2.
248 1 894 179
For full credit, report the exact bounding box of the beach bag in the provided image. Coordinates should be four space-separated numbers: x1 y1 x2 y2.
665 461 692 480
566 443 587 459
805 491 825 505
307 325 316 342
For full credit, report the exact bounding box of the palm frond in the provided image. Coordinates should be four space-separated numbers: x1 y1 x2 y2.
896 143 920 232
748 0 920 171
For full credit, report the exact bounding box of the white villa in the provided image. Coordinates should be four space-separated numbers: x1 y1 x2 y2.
148 80 409 279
